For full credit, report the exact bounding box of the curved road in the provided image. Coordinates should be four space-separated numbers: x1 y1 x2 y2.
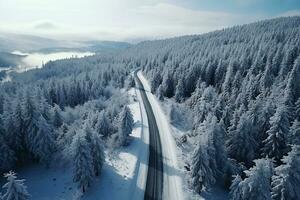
134 71 164 200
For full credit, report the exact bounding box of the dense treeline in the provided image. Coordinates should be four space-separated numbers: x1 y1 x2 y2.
0 55 134 194
121 16 300 199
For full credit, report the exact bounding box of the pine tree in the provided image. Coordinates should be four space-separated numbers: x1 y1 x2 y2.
51 104 63 128
150 72 162 93
230 159 273 200
191 139 213 193
72 134 94 193
162 73 174 98
175 79 185 103
229 175 243 200
117 106 134 146
156 85 164 101
191 115 228 192
296 98 300 120
3 100 25 154
227 112 258 166
31 115 56 165
83 122 105 176
2 171 30 200
95 111 111 137
262 105 290 163
11 102 25 152
0 135 15 173
271 145 300 200
90 132 105 176
289 119 300 145
22 91 39 151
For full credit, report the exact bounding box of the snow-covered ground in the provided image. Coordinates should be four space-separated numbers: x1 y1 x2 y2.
9 87 150 200
137 71 185 200
160 101 230 200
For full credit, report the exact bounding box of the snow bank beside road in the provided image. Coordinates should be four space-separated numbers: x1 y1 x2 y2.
137 71 184 200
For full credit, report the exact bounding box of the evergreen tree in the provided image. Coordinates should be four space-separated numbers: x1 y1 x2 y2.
191 115 228 192
162 73 174 98
90 132 105 176
3 101 25 154
11 102 25 152
2 171 30 200
156 85 164 101
83 122 105 176
289 119 300 145
0 135 15 173
51 104 63 128
22 91 39 151
95 111 111 137
31 116 56 165
271 145 300 200
56 123 70 149
174 79 185 103
295 97 300 120
262 105 290 163
227 112 258 166
116 106 134 146
229 175 243 200
150 72 162 93
230 159 273 200
72 134 94 193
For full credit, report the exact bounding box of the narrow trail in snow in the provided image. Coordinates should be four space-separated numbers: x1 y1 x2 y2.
134 71 164 200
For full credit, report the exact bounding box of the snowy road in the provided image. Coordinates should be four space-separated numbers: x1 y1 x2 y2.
135 71 184 200
135 71 164 199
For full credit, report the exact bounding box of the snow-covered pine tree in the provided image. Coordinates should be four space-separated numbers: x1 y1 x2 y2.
191 115 228 192
295 97 300 119
174 78 185 103
262 105 290 163
229 175 243 200
83 122 105 176
191 138 213 193
90 132 105 176
2 171 30 200
271 145 300 200
116 106 134 146
3 113 20 151
284 56 300 105
156 85 164 101
162 72 174 98
22 91 39 151
95 111 111 137
72 134 94 193
11 101 24 152
150 72 162 93
227 112 258 166
0 135 15 173
31 115 56 165
289 119 300 145
51 104 63 128
230 158 273 200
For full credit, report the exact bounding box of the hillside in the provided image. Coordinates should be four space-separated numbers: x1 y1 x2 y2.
120 16 300 198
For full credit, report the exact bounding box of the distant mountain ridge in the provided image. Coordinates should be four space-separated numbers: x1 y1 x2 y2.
0 32 132 53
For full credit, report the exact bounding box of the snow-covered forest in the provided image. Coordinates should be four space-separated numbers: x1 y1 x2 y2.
120 16 300 199
1 16 300 199
0 55 135 197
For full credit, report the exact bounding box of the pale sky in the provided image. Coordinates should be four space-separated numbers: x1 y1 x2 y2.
0 0 299 42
